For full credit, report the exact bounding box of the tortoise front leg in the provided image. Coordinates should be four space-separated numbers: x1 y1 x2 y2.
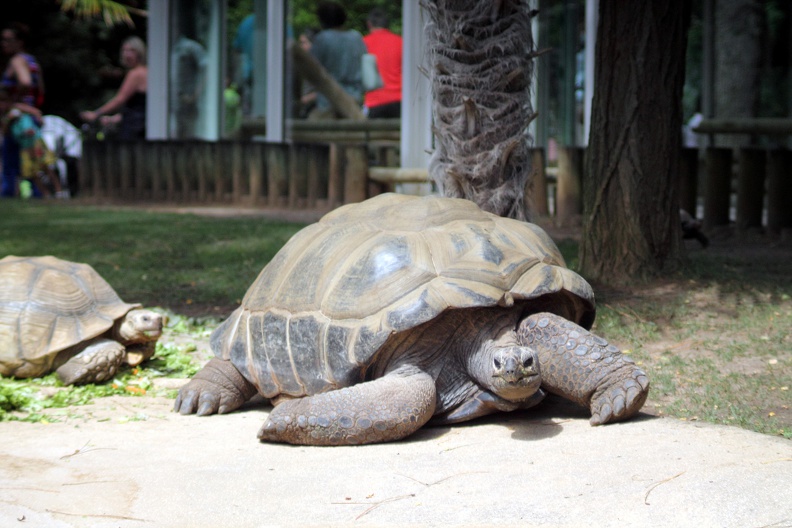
258 365 436 445
56 338 126 385
175 358 258 415
518 312 650 425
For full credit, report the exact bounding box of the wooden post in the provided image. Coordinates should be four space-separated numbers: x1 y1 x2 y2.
119 143 131 198
79 141 93 197
735 148 765 231
266 145 288 207
767 149 792 233
678 147 699 215
163 144 175 201
197 143 208 202
135 142 146 199
703 147 732 230
214 142 226 201
327 143 341 207
151 142 162 201
344 144 367 204
288 144 309 208
178 142 191 201
306 144 320 208
528 148 548 217
555 146 583 225
249 143 264 205
104 142 116 198
232 142 243 203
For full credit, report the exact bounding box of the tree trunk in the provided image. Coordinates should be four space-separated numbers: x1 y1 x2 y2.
425 0 537 220
580 1 691 283
715 0 762 148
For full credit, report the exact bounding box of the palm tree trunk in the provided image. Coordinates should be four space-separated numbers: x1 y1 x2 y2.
425 0 537 220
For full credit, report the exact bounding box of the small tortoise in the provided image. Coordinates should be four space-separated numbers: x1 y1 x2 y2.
175 194 649 445
0 256 164 385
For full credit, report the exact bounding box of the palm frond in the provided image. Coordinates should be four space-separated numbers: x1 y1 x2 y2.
59 0 146 28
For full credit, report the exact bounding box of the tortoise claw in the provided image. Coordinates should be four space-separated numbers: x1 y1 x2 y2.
174 358 257 416
590 372 650 425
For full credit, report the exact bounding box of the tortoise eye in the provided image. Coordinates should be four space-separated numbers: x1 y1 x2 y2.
493 358 502 369
523 356 533 368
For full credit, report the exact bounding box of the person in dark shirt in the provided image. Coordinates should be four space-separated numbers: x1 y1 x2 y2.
81 36 148 141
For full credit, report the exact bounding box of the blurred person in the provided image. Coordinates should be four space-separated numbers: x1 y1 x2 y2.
297 27 318 118
170 28 207 138
80 36 147 140
1 22 45 197
363 8 402 119
0 88 64 198
232 14 256 117
308 2 367 119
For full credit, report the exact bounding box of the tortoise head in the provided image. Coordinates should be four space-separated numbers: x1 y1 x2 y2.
116 308 164 345
472 334 542 402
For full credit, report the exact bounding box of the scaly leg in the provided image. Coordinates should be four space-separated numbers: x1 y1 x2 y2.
518 312 650 425
56 339 125 385
258 365 436 445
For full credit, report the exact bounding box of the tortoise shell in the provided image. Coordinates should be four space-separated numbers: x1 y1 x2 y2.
0 256 140 378
211 193 595 398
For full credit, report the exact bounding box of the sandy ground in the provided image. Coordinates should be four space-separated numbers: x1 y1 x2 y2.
1 390 791 527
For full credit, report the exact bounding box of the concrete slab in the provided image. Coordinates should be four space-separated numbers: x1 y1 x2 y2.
1 395 790 527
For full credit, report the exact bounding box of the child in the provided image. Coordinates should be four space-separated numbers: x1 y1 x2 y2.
0 88 65 198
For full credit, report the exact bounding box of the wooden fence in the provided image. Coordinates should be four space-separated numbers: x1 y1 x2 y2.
80 139 376 209
78 135 792 234
538 145 792 234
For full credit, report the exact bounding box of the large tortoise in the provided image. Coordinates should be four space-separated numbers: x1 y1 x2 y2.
175 194 649 445
0 256 164 385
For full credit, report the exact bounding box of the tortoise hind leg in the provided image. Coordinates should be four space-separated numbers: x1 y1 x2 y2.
56 338 126 385
258 365 436 445
175 358 258 415
518 312 650 425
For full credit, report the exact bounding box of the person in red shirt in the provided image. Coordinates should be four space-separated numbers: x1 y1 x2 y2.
362 9 402 119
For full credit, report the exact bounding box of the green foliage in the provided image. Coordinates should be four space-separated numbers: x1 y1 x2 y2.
289 0 402 35
59 0 137 27
0 332 204 422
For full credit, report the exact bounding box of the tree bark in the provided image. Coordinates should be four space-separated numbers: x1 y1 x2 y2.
714 0 762 148
425 0 537 220
580 1 691 283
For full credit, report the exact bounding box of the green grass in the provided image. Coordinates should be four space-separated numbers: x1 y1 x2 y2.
1 201 790 438
578 241 792 439
0 201 305 312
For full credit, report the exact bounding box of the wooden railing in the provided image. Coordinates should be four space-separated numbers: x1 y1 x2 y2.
78 125 792 235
